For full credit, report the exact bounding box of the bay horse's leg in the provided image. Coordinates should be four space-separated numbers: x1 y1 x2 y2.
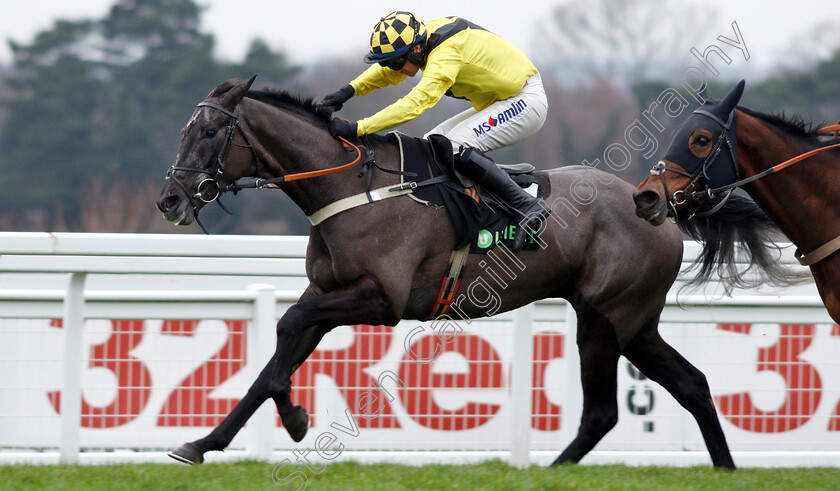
621 318 736 469
168 275 394 464
551 301 622 466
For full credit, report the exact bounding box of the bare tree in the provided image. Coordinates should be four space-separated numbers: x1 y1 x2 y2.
533 0 718 83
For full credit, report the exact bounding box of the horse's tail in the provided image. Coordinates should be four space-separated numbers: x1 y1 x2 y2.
677 193 811 294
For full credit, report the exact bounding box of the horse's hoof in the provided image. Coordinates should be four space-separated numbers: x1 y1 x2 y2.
283 405 310 443
167 443 204 465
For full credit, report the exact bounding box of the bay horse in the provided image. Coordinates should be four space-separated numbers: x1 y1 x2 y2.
634 80 830 311
156 76 735 468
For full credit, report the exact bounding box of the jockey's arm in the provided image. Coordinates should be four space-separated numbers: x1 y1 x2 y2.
350 47 461 136
350 64 407 95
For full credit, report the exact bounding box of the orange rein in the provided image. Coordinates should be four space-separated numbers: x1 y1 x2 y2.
769 124 840 173
817 123 840 139
281 136 363 182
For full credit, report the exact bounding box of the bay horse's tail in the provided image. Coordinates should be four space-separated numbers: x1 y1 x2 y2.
676 194 811 294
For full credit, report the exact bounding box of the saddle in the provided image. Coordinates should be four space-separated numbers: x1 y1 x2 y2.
392 132 548 253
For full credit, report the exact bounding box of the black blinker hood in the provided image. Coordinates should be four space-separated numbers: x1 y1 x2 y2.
663 80 745 189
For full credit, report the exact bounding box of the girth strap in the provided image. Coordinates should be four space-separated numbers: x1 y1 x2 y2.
307 185 414 226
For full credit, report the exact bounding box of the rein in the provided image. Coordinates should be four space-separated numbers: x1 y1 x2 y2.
222 136 369 193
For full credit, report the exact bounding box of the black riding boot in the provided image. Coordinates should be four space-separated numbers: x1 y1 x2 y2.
454 147 550 252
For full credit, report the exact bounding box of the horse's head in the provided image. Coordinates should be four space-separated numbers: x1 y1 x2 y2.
633 80 745 224
157 75 258 228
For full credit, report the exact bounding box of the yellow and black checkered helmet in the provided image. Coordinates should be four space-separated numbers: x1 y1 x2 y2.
363 11 427 64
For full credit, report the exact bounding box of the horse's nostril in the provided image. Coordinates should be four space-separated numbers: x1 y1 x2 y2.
157 195 179 213
633 190 660 209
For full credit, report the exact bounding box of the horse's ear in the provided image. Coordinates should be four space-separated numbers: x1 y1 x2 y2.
206 80 235 99
720 80 746 113
221 75 258 108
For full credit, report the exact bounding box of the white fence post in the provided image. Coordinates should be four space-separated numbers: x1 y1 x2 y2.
247 284 277 460
510 304 534 468
59 272 86 464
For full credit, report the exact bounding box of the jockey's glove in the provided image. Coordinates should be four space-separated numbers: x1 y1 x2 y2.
328 118 358 139
319 85 354 111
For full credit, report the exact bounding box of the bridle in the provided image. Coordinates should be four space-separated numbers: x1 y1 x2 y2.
164 102 372 233
649 109 739 220
652 110 840 223
165 101 258 233
650 110 840 265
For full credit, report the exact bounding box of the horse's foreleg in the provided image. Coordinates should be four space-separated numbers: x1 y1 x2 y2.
169 286 322 464
168 275 395 464
168 353 280 464
552 302 622 466
622 319 736 469
267 275 395 440
170 330 329 464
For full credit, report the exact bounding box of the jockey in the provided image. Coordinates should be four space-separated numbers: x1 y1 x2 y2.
320 11 549 252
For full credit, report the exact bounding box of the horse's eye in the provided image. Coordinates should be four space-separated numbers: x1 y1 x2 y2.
205 129 217 138
695 135 711 146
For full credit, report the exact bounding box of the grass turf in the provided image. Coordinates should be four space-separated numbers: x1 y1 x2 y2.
1 460 837 490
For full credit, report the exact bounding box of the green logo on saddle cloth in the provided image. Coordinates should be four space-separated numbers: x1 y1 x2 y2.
477 229 494 249
474 224 536 252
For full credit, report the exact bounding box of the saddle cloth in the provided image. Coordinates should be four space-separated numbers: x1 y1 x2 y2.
392 132 549 254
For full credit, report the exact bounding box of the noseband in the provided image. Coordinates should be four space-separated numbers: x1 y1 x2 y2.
165 102 258 233
650 109 738 220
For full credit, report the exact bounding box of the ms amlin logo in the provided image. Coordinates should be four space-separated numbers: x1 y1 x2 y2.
471 98 528 140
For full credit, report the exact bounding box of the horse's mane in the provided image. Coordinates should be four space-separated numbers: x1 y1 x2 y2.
737 106 840 152
237 87 392 145
246 89 332 126
738 106 817 136
675 194 810 294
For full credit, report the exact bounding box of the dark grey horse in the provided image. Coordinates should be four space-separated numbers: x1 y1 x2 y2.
156 76 735 468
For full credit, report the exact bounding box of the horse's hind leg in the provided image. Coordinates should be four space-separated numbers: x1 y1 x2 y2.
622 318 736 469
551 301 622 466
